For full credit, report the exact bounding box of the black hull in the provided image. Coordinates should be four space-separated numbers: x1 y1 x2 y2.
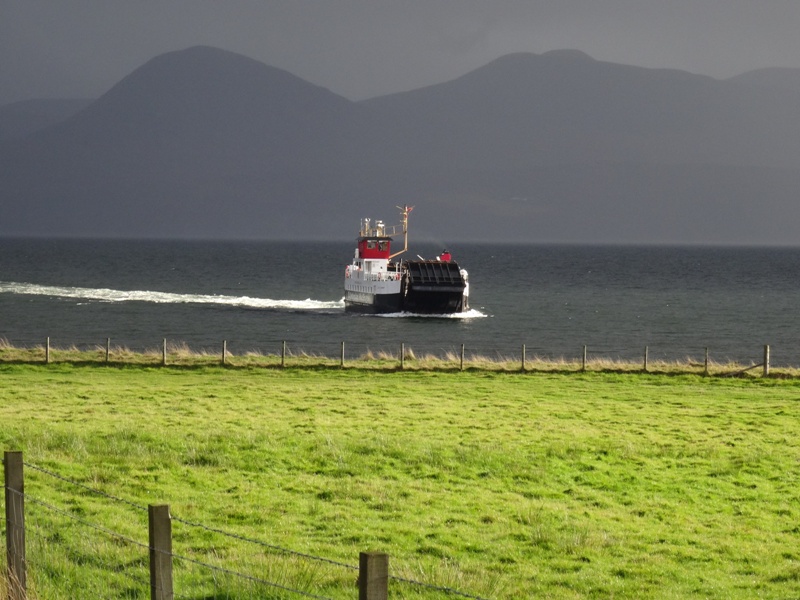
403 259 468 314
344 290 404 314
344 293 467 314
344 289 467 315
403 289 467 314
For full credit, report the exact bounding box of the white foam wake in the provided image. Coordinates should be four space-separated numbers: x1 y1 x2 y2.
0 281 344 311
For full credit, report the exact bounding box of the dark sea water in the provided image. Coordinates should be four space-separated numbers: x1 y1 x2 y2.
2 239 800 365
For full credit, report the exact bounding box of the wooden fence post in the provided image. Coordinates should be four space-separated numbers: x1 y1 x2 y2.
704 347 709 376
643 346 649 372
149 504 173 600
763 344 770 377
359 552 388 600
45 337 50 364
460 344 465 371
400 343 405 370
162 338 167 366
5 451 26 600
581 345 587 372
281 341 286 368
106 337 111 363
521 344 526 372
341 341 345 368
222 340 227 366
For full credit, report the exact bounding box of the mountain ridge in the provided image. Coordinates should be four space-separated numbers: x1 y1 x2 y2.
3 45 800 244
726 67 800 92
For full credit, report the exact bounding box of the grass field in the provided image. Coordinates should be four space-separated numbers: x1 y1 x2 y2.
2 362 800 598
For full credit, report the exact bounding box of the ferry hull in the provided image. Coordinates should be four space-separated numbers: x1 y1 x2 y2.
403 288 467 314
343 289 467 314
402 259 468 314
344 290 403 314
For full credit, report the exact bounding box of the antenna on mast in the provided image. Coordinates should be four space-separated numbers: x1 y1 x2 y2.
389 205 414 259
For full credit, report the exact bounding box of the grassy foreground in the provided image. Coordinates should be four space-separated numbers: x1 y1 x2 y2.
1 363 800 599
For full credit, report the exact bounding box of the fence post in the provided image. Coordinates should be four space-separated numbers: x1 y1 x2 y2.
341 341 345 368
643 346 649 372
106 337 111 363
149 504 173 600
521 344 526 372
460 344 465 371
45 337 50 364
222 340 227 366
763 344 770 377
5 451 26 600
704 347 709 376
281 341 286 368
162 338 167 367
581 345 587 372
400 343 405 370
359 552 388 600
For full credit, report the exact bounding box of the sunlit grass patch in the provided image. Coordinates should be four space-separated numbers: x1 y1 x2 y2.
3 364 800 597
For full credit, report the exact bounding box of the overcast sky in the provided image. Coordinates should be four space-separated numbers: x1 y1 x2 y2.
4 0 800 106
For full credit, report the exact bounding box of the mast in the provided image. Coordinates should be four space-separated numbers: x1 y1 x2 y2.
389 205 413 259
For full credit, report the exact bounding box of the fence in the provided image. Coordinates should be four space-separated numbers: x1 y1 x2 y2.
0 337 782 376
4 451 489 600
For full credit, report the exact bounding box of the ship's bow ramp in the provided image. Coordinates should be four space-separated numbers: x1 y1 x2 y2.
404 260 467 313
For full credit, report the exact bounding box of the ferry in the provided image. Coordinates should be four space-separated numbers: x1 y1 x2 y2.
344 205 469 314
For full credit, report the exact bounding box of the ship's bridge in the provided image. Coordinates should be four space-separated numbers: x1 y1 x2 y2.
356 218 397 260
357 236 392 260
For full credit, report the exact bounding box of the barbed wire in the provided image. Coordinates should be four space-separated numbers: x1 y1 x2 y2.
171 552 334 600
17 488 335 600
23 518 152 594
13 478 492 600
22 460 360 571
23 461 150 512
14 474 491 599
389 573 492 600
170 513 360 572
15 487 153 594
13 488 150 551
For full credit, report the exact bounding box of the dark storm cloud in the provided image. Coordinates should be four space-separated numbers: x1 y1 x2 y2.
3 0 800 105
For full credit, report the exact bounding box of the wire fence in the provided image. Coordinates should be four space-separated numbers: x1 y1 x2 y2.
0 335 786 376
4 456 492 599
20 490 151 599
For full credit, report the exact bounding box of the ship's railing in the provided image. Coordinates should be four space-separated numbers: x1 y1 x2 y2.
345 268 403 282
359 222 406 238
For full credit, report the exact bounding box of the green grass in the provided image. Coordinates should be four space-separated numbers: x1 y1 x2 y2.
2 363 800 598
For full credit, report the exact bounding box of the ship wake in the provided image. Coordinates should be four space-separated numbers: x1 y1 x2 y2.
0 282 344 312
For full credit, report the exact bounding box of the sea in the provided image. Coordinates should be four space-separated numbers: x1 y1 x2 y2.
2 238 800 366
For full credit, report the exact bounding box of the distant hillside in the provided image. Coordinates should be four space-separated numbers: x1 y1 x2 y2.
0 98 92 141
362 51 800 169
1 46 375 239
2 45 800 244
726 67 800 93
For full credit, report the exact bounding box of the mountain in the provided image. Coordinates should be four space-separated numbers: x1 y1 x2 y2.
363 50 800 169
0 98 93 141
358 50 800 244
2 45 800 244
1 46 374 239
726 67 800 93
